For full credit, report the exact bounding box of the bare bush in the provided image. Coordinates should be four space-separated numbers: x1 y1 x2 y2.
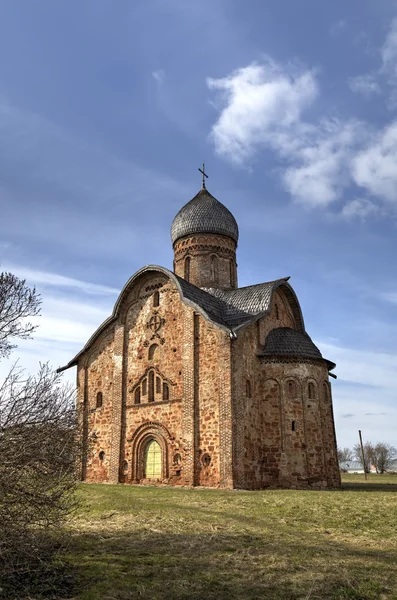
0 271 79 596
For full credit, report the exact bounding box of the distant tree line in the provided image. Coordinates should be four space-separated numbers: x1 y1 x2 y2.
338 442 397 474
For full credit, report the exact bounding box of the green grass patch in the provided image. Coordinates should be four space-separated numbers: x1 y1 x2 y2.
58 476 397 599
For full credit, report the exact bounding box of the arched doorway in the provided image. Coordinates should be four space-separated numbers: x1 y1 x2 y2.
144 439 162 479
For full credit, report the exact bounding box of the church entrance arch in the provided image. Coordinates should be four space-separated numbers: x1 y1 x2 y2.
130 421 171 482
144 439 162 479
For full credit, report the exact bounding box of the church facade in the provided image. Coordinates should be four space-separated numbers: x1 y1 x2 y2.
60 182 340 490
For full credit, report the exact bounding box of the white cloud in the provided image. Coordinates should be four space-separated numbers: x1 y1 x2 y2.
283 120 366 206
207 60 318 165
348 74 381 97
352 121 397 204
341 198 379 220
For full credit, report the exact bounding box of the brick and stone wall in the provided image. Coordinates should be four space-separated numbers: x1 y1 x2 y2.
173 233 237 289
77 271 340 490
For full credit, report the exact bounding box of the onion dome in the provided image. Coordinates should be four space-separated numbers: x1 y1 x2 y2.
171 188 239 246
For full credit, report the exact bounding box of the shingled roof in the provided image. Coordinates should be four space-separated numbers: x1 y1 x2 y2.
259 327 336 370
171 188 239 245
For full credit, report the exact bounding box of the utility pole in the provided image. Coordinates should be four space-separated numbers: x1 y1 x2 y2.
358 430 367 481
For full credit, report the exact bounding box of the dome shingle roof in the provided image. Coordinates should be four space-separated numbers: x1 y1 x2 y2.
261 327 323 360
171 188 239 245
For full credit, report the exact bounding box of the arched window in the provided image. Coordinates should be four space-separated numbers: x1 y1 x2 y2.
210 255 218 283
142 378 147 396
308 382 315 399
96 392 103 408
99 450 105 461
288 380 297 398
275 303 279 320
153 291 160 307
156 376 161 394
148 371 155 402
134 388 141 405
184 256 191 282
148 343 158 360
229 259 234 287
163 382 169 401
246 380 252 398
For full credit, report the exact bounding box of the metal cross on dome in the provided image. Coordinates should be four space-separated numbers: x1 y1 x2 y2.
198 162 208 189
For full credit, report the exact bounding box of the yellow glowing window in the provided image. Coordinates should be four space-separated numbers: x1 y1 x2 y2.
144 440 161 478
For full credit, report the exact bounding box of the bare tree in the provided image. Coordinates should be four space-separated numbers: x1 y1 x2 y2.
0 271 79 596
371 443 397 474
0 271 41 358
337 447 353 463
353 441 374 473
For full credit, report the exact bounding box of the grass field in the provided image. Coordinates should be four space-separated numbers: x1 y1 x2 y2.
62 474 397 600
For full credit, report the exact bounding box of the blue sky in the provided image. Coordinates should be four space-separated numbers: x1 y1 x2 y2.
1 0 396 450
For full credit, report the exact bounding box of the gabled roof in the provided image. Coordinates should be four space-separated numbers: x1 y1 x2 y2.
57 265 302 372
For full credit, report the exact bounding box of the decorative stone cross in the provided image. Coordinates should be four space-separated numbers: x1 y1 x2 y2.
198 162 208 189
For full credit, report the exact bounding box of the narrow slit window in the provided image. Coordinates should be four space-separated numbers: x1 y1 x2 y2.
148 343 158 360
142 378 147 395
153 291 160 307
211 255 218 283
291 421 295 431
246 380 252 398
156 376 161 394
148 371 155 402
134 388 141 405
288 381 296 398
96 392 103 408
163 382 169 401
229 259 234 287
308 382 315 399
184 256 191 282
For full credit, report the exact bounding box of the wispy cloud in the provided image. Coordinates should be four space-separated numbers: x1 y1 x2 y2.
2 264 119 296
152 69 166 85
348 74 381 98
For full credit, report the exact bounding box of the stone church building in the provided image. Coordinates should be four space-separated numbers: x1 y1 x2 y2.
60 178 340 490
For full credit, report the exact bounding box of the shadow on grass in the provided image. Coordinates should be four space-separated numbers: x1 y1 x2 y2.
341 482 397 493
69 529 397 600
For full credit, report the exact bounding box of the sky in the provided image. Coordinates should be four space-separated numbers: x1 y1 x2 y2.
1 0 396 450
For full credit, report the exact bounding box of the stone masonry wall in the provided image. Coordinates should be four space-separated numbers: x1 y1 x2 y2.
231 287 340 489
83 330 115 483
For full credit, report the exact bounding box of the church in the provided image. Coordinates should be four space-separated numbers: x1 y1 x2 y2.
59 171 341 490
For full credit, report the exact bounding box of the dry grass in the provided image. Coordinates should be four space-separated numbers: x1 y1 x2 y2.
57 474 397 600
